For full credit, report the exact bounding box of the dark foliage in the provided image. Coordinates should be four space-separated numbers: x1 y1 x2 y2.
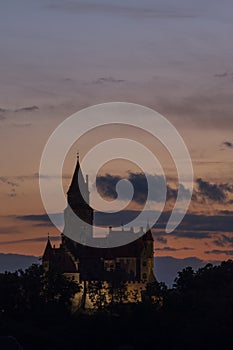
0 261 233 350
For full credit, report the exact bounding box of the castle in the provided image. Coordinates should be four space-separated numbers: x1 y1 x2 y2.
42 155 157 308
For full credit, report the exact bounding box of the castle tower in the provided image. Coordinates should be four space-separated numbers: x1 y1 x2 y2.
141 224 156 283
63 154 94 244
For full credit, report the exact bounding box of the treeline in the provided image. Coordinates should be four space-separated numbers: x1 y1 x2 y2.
0 260 233 349
0 264 80 316
0 264 163 314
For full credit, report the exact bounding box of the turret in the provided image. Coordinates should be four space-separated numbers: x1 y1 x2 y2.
141 224 155 282
42 235 53 271
67 152 90 208
63 154 94 243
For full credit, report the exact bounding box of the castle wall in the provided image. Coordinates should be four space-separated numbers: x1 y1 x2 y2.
71 280 148 311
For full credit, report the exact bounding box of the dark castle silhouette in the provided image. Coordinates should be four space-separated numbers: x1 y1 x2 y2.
42 155 157 307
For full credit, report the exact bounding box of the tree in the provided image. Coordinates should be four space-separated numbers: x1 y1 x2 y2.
0 264 81 316
19 264 44 312
173 266 195 292
107 271 129 309
0 271 21 314
42 266 81 309
87 281 108 310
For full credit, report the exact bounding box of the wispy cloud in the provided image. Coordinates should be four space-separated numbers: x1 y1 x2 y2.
0 226 20 235
14 105 39 112
155 246 194 252
155 236 167 244
0 177 19 188
15 213 64 227
169 230 212 240
93 77 125 84
214 72 228 78
213 234 233 247
0 105 39 115
205 249 233 256
12 123 32 128
0 235 60 245
0 173 71 186
47 1 197 20
222 141 233 149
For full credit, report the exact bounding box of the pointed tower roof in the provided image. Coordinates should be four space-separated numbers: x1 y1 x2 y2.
42 236 53 262
67 153 87 195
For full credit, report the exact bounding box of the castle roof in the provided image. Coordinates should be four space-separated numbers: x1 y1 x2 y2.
63 234 145 259
42 238 78 273
42 237 53 261
67 153 86 195
142 225 153 241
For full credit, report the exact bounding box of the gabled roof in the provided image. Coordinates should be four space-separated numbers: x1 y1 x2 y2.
42 240 78 273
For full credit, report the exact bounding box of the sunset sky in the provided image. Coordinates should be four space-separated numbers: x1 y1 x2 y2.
1 0 233 262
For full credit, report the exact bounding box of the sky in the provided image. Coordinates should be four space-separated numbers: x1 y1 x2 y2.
1 0 233 263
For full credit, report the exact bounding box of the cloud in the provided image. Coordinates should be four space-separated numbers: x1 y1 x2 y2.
195 178 233 203
96 172 190 205
33 222 54 227
214 72 228 78
205 249 233 256
47 1 196 20
95 209 233 234
169 230 212 239
222 141 233 149
8 188 17 198
152 229 212 242
157 211 233 234
0 173 71 186
93 77 125 84
0 106 39 124
15 213 64 227
14 105 39 112
218 210 233 215
12 209 233 246
155 236 167 244
155 247 194 252
0 108 7 120
0 235 60 246
157 88 233 130
0 177 19 188
213 234 233 247
12 123 32 128
0 226 20 235
0 106 39 117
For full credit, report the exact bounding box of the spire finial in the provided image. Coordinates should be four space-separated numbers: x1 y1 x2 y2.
77 151 79 161
48 232 50 240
